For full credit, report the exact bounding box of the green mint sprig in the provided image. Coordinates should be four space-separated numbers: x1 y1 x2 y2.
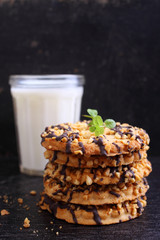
83 109 116 136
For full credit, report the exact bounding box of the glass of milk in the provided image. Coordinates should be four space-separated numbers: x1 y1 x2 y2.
9 75 85 176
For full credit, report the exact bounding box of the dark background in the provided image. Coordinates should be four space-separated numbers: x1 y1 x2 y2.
0 0 160 161
0 2 160 239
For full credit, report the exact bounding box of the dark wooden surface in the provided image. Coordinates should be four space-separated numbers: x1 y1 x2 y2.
0 156 159 240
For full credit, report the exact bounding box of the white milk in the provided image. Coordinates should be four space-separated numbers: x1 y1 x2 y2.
9 75 85 175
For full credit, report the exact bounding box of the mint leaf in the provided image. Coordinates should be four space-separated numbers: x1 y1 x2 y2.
88 120 93 126
82 115 93 119
95 127 104 136
89 126 96 132
87 109 98 117
97 115 103 126
83 109 116 136
104 119 116 129
92 115 103 127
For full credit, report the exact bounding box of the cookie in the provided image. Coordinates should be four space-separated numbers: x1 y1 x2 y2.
44 159 152 186
44 149 147 168
43 177 149 205
39 193 147 225
41 121 150 156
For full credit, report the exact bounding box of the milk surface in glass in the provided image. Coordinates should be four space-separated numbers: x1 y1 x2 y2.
9 75 85 175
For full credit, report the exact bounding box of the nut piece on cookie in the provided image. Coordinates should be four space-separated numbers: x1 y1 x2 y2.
86 175 93 185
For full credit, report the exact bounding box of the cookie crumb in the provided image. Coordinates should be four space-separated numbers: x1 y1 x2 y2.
18 198 23 204
3 195 8 204
50 221 53 224
30 190 37 196
1 209 10 216
59 225 62 229
23 205 30 210
23 217 30 228
20 227 22 230
56 231 59 235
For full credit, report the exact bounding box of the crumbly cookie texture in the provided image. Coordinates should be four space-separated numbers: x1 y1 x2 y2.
44 149 147 168
44 159 152 186
41 121 149 156
43 177 149 205
39 193 147 225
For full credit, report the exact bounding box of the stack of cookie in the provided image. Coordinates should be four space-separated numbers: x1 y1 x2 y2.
39 121 151 225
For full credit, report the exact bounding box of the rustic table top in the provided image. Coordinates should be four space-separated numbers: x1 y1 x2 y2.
0 156 159 240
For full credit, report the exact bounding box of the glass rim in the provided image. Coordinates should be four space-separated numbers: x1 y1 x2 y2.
9 74 85 88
